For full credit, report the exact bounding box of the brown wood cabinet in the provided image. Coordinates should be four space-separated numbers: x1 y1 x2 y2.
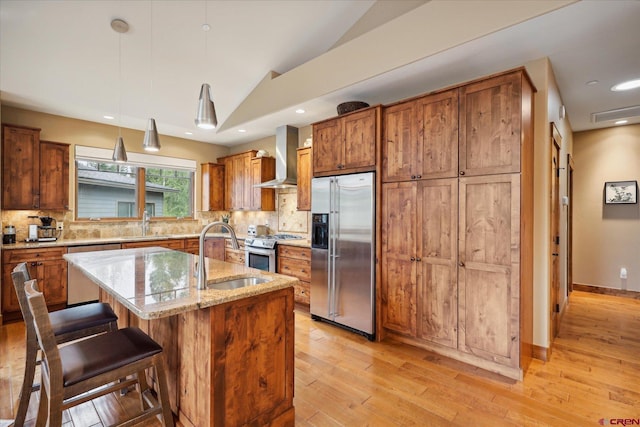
296 147 312 211
224 238 246 265
312 106 379 177
382 90 458 182
379 68 534 379
277 244 311 307
250 157 276 211
381 179 458 347
221 151 275 211
201 163 225 211
204 237 225 260
2 247 67 319
459 72 523 177
1 125 70 210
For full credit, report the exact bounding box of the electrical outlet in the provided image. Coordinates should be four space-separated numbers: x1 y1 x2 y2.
58 222 64 231
620 267 627 279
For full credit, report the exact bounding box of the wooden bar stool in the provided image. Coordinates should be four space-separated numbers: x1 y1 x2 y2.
10 263 119 426
24 279 174 427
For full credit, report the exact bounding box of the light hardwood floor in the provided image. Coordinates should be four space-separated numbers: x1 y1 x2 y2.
1 290 639 426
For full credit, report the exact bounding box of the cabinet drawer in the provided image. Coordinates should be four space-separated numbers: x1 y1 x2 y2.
225 249 245 265
277 257 311 282
184 238 200 250
225 239 245 250
277 245 310 260
294 280 310 306
3 247 66 263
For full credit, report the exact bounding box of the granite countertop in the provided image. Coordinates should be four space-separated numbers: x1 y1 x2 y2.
63 247 297 320
2 233 312 250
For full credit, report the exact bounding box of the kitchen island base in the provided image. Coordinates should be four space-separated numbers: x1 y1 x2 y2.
100 286 295 426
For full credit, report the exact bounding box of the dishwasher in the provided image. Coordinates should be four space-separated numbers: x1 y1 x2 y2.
67 243 121 305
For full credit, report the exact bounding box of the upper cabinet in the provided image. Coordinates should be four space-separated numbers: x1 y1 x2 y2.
296 147 312 211
201 162 225 211
459 72 524 177
312 106 380 177
383 90 458 182
221 151 275 211
2 124 69 210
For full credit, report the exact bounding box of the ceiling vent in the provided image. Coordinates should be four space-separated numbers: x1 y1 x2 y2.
591 105 640 123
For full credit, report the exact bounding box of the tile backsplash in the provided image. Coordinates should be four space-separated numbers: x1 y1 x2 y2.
1 188 310 241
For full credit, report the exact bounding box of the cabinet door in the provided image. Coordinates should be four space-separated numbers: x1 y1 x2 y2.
2 263 21 313
417 179 458 348
250 157 275 211
2 125 40 209
342 108 376 170
381 182 417 336
459 72 522 176
40 259 68 307
201 163 225 211
416 90 458 179
204 237 225 260
237 154 252 210
382 101 416 182
313 118 342 175
458 174 520 367
223 157 234 210
296 147 312 211
39 141 69 210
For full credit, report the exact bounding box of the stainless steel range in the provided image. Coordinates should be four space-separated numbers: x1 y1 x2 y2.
245 234 303 272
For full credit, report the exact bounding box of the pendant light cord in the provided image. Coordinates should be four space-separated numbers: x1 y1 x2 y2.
150 1 153 108
118 31 122 138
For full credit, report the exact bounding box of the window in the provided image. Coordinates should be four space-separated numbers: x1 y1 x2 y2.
75 146 196 220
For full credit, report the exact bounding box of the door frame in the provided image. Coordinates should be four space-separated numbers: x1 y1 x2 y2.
550 123 562 340
567 153 575 294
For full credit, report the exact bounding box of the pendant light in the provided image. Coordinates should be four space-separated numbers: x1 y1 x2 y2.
143 3 161 151
195 2 217 130
111 18 128 163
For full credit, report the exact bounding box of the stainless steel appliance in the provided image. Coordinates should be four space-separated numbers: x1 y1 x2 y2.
67 243 121 305
311 172 375 340
245 234 303 272
247 224 268 237
3 225 16 244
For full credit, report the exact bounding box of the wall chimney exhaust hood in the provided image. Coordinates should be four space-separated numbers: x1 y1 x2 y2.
254 125 299 188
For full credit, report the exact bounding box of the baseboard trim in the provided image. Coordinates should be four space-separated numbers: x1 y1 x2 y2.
573 283 640 300
532 344 550 362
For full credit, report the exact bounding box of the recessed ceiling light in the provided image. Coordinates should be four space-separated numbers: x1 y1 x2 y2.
104 115 114 120
585 80 599 86
615 120 628 125
184 131 193 135
611 79 640 92
238 129 247 133
295 109 305 114
202 24 210 31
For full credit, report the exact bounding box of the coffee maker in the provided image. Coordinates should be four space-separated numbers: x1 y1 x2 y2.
28 216 60 242
3 225 16 244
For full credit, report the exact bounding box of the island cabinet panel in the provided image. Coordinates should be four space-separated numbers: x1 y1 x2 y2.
458 174 520 367
312 106 379 177
177 287 295 427
382 90 458 183
459 72 522 177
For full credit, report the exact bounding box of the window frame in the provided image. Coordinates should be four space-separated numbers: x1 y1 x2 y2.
74 146 196 221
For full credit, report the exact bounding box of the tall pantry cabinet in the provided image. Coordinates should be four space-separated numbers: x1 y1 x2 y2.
380 68 534 379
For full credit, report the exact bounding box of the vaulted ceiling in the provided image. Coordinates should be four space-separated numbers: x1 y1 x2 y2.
1 1 639 146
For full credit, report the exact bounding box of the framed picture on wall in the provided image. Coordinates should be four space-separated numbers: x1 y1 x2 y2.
604 180 638 204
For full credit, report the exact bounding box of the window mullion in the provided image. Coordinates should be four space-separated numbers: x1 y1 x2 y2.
138 168 146 218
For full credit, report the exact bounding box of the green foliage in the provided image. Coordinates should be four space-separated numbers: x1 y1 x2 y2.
145 168 193 217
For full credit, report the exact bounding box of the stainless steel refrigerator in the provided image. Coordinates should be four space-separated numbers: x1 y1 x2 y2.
310 172 375 340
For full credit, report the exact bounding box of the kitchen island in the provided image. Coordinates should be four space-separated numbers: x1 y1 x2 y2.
64 247 296 427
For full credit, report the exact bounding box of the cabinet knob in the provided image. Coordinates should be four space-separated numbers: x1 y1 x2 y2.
411 175 416 179
416 175 422 179
410 257 416 262
459 261 465 267
416 257 422 262
459 171 465 176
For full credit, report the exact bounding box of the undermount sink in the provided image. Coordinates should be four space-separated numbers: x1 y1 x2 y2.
207 276 270 290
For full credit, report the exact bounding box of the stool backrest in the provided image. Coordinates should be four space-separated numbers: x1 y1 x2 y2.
24 279 63 382
11 263 37 338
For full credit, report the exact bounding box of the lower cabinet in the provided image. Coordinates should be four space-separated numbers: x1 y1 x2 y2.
381 174 525 378
2 247 68 319
277 245 311 307
224 239 246 265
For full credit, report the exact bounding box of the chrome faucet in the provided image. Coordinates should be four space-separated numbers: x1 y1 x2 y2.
141 210 150 236
197 221 240 290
